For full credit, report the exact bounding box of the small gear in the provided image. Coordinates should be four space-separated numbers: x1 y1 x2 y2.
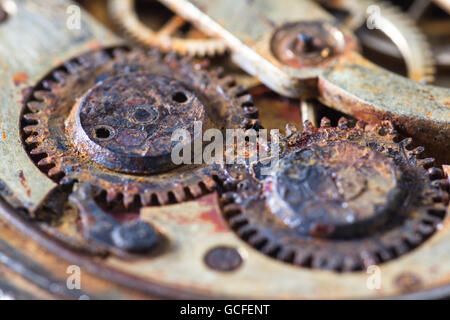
221 119 448 272
21 47 259 207
108 0 227 57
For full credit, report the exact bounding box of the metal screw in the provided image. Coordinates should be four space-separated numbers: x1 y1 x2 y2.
271 21 349 68
111 221 158 253
204 246 243 272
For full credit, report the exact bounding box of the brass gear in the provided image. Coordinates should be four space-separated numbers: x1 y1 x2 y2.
21 47 259 207
221 119 448 272
108 0 227 57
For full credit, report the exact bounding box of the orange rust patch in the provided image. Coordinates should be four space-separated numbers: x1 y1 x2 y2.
13 72 29 86
2 129 5 141
198 193 228 233
199 209 228 233
18 170 31 197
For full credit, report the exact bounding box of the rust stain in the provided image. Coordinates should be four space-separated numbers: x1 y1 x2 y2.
13 72 29 86
18 170 31 197
199 209 228 233
2 129 5 141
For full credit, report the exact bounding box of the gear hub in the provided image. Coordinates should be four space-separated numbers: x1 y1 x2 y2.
67 73 207 174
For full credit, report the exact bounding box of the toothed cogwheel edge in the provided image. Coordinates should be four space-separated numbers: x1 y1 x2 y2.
21 47 260 208
108 0 227 57
220 118 448 272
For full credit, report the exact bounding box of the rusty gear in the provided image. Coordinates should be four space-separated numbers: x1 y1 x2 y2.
21 48 259 207
221 119 448 272
108 0 227 57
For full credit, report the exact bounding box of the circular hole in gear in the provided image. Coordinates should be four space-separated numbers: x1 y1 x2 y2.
131 104 159 124
93 125 115 141
172 91 189 104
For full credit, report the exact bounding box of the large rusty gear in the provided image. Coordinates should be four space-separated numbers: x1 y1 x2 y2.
21 47 259 207
221 119 448 272
108 0 227 57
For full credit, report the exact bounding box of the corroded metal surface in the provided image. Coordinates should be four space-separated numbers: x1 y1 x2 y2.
21 48 257 207
221 120 449 271
161 0 450 163
0 0 120 211
0 0 449 301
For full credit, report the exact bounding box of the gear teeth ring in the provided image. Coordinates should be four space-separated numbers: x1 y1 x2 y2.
22 47 258 208
220 118 449 272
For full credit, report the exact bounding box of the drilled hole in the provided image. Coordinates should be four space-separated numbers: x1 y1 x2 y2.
172 91 188 103
93 125 115 141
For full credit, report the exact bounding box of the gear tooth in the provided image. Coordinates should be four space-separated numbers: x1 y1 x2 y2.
52 71 68 83
404 232 423 246
172 186 186 202
23 125 41 135
247 232 267 247
236 224 257 238
221 192 237 204
123 192 136 208
417 223 434 236
302 120 314 134
25 135 39 144
37 156 55 167
293 249 313 267
106 189 119 203
320 117 331 128
342 256 361 272
222 203 242 217
141 191 153 206
156 192 169 205
229 85 248 97
27 101 45 112
202 176 217 191
360 250 378 269
63 61 81 74
418 157 435 168
29 146 46 156
409 146 425 156
261 242 281 256
219 75 236 88
47 167 63 178
238 94 254 106
337 117 348 129
276 248 295 262
392 241 409 256
188 184 203 198
312 254 328 269
228 214 248 228
23 113 40 123
42 80 58 90
33 90 53 101
399 137 413 148
60 176 76 185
